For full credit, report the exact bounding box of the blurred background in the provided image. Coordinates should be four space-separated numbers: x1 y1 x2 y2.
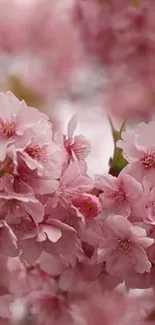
2 0 155 177
0 0 116 177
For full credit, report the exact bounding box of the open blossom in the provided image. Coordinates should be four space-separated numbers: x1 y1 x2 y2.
0 91 48 162
118 121 155 182
1 84 155 322
16 158 59 195
98 215 153 277
51 161 93 208
72 193 101 219
14 208 77 265
16 119 64 177
95 172 145 218
2 0 155 319
64 115 91 166
0 191 44 225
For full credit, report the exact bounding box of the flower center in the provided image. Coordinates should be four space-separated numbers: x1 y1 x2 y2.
140 153 155 168
0 119 16 138
26 144 47 162
117 239 131 254
113 186 127 205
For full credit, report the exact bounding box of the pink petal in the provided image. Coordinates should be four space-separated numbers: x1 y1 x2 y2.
25 201 44 224
70 176 93 191
61 161 80 186
20 238 42 264
133 246 151 273
39 225 62 243
67 114 78 138
106 215 131 238
39 252 64 276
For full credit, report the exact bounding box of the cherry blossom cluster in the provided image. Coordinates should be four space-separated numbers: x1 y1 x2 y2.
0 92 154 324
1 0 155 324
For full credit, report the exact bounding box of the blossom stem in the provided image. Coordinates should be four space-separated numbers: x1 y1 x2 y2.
109 118 127 176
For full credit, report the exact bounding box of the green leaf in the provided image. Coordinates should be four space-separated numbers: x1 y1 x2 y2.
109 118 127 176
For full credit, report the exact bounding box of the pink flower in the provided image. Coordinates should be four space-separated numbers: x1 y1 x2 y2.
96 172 145 218
0 192 44 225
16 119 63 177
98 215 153 276
51 161 93 208
64 115 91 166
16 157 59 195
72 193 101 219
16 213 77 265
0 91 48 162
43 228 84 269
118 121 155 182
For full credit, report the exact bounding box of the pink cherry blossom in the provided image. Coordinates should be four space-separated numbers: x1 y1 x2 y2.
10 217 42 264
51 161 93 208
15 210 78 265
64 115 91 166
72 193 101 219
0 91 49 162
16 119 64 177
98 215 153 276
96 172 145 218
0 173 33 196
15 220 68 265
118 121 155 182
0 192 44 225
43 228 84 270
16 156 60 195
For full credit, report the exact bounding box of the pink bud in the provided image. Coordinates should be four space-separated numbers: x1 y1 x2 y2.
72 193 101 219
